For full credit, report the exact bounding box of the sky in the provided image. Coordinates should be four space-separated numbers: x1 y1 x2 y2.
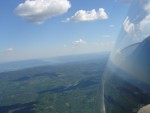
0 0 130 62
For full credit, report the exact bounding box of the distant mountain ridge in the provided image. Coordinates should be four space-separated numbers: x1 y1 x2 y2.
0 52 109 73
0 60 51 73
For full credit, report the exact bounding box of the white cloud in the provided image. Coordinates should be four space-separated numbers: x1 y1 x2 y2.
65 8 108 22
139 3 150 37
5 48 14 52
15 0 71 24
123 16 135 35
73 39 87 46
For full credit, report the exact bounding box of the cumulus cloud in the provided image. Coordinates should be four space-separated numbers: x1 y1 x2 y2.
5 48 14 52
65 8 108 22
15 0 71 24
73 39 87 46
123 16 135 35
139 2 150 37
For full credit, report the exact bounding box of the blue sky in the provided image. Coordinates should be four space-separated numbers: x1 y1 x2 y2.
0 0 130 62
